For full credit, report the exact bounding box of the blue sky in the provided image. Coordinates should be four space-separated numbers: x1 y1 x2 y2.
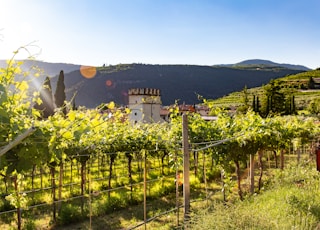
0 0 319 69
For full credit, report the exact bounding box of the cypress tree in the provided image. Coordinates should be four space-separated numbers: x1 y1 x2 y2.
256 96 260 114
54 70 66 115
252 95 256 112
72 98 77 111
265 96 270 117
34 76 55 118
291 95 296 114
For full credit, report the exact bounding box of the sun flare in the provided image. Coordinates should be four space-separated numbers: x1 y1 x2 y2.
80 66 97 79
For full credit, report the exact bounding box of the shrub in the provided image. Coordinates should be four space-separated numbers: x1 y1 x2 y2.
58 204 84 225
23 218 36 230
103 192 128 214
0 198 15 212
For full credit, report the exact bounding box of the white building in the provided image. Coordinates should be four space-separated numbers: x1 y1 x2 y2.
128 88 163 123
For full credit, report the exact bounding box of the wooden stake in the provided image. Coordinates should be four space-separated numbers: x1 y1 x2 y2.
182 113 190 223
13 176 22 230
250 154 255 194
89 159 92 230
144 151 147 230
175 151 179 227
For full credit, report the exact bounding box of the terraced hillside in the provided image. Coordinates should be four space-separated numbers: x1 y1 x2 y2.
211 69 320 111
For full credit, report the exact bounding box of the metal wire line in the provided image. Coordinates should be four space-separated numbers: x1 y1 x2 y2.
191 133 244 152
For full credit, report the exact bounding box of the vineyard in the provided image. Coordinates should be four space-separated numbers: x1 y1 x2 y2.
211 69 320 110
1 60 320 229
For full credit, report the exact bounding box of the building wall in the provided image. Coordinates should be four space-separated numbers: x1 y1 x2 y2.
128 88 163 123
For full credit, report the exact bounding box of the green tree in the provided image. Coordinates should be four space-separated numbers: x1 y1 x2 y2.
252 95 260 113
237 86 250 114
308 76 315 89
54 70 66 115
260 80 286 117
284 95 296 115
307 98 320 115
256 96 260 113
34 77 55 118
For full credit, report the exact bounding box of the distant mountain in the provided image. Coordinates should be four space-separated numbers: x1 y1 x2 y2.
0 60 80 76
228 59 311 71
0 60 307 107
0 59 81 91
0 60 80 90
56 64 304 107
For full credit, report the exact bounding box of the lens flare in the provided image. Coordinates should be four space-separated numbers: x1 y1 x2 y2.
121 90 128 96
80 66 97 79
106 80 113 87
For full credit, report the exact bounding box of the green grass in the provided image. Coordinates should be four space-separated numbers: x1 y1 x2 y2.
1 149 317 229
189 161 320 230
282 69 320 80
49 156 320 230
0 153 216 229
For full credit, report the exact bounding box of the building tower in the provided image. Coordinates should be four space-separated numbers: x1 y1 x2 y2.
128 88 163 123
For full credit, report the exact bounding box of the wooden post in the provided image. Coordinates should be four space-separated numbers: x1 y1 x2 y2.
70 162 73 194
88 159 92 230
203 151 208 206
182 113 190 223
258 150 264 191
144 151 147 230
175 151 180 227
80 161 86 214
316 147 320 171
31 165 36 203
58 162 63 213
221 169 226 202
280 149 285 170
250 154 255 194
51 166 56 223
297 148 301 164
13 176 22 230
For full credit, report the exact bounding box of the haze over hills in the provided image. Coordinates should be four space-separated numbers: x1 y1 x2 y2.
0 59 309 107
0 60 80 77
0 59 81 91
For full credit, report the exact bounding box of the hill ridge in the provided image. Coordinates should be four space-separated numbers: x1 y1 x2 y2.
0 59 307 107
60 63 303 107
233 59 310 71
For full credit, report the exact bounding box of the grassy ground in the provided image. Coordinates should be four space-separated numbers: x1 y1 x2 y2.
47 191 218 230
189 159 320 230
0 182 221 229
1 153 315 229
52 196 179 230
49 183 223 229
